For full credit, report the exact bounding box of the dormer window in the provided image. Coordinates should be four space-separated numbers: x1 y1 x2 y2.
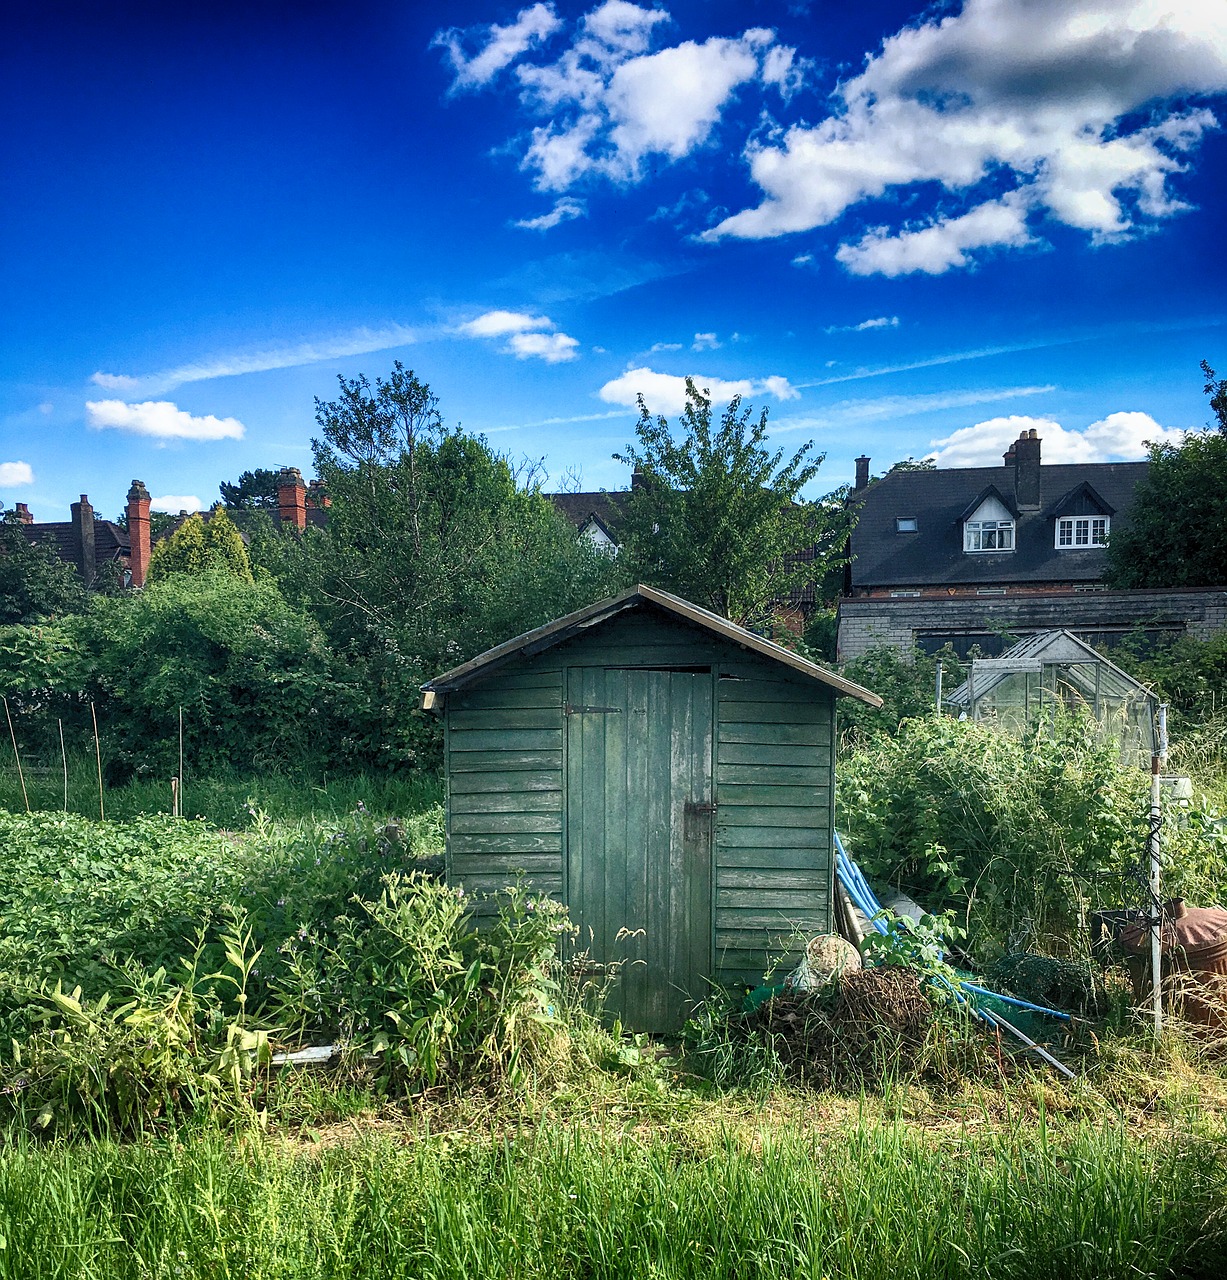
1056 516 1108 548
896 517 917 532
963 494 1015 553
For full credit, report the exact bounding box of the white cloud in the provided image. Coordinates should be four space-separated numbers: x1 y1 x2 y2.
459 310 552 337
598 366 797 415
439 4 798 191
85 400 246 442
0 461 34 486
91 324 418 396
435 2 561 91
928 411 1184 467
649 341 683 352
790 252 815 268
825 315 900 334
706 0 1227 271
150 494 203 514
457 309 579 361
773 384 1055 433
514 197 586 230
691 332 720 351
506 330 580 362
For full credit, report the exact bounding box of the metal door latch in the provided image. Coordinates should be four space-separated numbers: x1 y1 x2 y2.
685 801 717 815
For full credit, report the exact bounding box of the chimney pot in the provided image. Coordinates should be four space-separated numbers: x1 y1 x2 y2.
126 478 152 588
12 502 32 524
854 455 871 492
277 466 307 531
1012 431 1042 510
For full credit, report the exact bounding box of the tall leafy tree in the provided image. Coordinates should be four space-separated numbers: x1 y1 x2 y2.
0 509 86 624
305 363 622 765
147 510 253 584
613 379 845 624
1106 362 1227 589
219 468 280 510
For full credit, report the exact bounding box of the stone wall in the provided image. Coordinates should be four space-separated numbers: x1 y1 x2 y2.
837 587 1227 660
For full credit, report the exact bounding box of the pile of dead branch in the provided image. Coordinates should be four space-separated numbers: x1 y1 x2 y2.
755 968 936 1087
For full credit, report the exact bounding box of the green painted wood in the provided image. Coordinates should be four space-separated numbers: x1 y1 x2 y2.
447 749 562 773
717 888 829 909
718 805 827 829
452 685 562 710
717 679 825 703
716 928 806 951
716 764 828 787
448 729 562 753
717 742 830 767
448 708 562 732
450 790 561 815
450 853 560 875
566 664 713 1033
451 831 562 854
449 771 561 795
717 784 830 808
718 723 826 746
457 669 563 691
719 868 827 890
716 908 827 930
450 811 564 835
718 701 831 725
717 826 829 851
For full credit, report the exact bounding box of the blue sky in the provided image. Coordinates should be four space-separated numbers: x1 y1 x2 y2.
2 0 1225 520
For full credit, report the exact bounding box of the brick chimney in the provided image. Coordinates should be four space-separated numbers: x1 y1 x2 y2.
276 467 307 530
12 502 32 524
71 494 96 586
1003 443 1017 466
854 455 871 492
306 478 330 510
126 479 151 587
1012 429 1041 510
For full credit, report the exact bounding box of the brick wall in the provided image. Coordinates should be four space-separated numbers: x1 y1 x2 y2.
837 587 1227 660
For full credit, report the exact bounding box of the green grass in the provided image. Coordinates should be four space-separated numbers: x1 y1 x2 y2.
0 755 442 827
0 1117 1222 1279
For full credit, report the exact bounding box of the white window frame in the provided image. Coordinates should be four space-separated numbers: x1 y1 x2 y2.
964 519 1015 552
1055 515 1109 549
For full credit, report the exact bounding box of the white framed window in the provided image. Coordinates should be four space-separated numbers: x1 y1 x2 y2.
976 586 1007 596
963 494 1015 553
890 589 921 598
895 517 918 533
965 520 1014 552
1056 516 1109 548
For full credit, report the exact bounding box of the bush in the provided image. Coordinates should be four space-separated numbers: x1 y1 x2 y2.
837 644 964 742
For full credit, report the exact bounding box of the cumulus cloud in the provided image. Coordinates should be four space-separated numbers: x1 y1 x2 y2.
150 494 203 514
434 2 561 90
691 332 720 351
91 324 418 396
457 309 580 361
598 366 798 416
706 0 1227 271
84 400 246 442
929 411 1184 467
514 197 587 230
436 3 799 192
825 315 900 334
649 341 683 352
0 461 34 486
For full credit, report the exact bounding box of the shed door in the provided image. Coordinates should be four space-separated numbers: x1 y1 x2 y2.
565 667 714 1033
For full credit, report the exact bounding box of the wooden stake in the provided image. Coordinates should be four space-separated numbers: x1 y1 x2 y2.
90 700 105 821
171 777 180 819
58 717 67 812
3 696 29 813
178 706 184 818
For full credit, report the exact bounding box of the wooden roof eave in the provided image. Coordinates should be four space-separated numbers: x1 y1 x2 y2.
419 584 883 711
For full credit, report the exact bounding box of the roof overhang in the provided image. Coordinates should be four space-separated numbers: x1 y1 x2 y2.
420 584 883 711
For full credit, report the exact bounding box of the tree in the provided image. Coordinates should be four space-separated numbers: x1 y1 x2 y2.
613 379 845 624
1105 363 1227 589
301 363 622 766
147 509 253 584
219 468 280 510
0 509 86 624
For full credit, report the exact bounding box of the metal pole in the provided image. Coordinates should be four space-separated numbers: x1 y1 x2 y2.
1148 703 1168 1035
935 663 943 713
178 706 184 818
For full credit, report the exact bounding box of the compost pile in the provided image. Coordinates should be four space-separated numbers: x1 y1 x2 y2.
756 968 934 1086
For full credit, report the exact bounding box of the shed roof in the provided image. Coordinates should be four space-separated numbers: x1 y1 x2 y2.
422 584 883 707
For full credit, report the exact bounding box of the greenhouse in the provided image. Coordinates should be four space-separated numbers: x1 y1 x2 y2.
944 629 1158 768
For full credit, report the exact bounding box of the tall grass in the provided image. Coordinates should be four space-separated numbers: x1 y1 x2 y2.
0 1119 1221 1279
0 753 442 826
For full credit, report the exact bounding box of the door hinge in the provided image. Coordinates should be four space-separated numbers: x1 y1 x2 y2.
564 702 623 716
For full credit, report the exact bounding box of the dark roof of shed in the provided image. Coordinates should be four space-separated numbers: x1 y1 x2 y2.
422 584 882 706
850 462 1148 587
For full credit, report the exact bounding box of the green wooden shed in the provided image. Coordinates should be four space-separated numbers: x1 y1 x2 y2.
421 585 881 1033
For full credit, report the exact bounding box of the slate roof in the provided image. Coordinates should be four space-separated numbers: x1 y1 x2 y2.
549 490 628 534
849 462 1148 589
24 520 130 565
